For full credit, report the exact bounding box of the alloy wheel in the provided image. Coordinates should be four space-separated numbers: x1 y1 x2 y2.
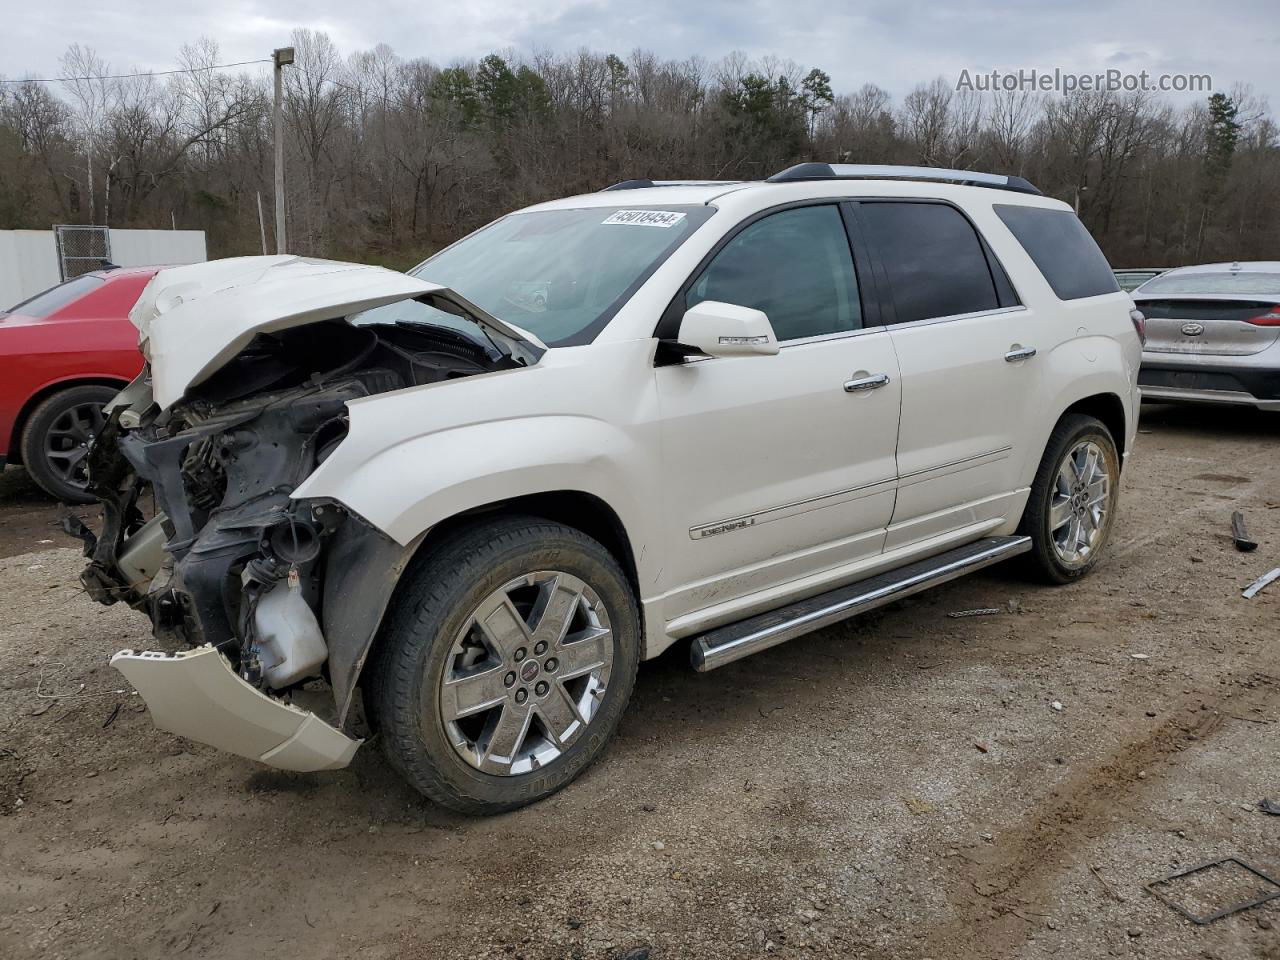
1049 439 1111 567
43 401 106 490
438 570 614 776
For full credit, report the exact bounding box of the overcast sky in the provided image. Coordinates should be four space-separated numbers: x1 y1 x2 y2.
0 0 1273 107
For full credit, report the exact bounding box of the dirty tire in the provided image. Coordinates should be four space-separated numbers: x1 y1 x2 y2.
1019 413 1121 584
19 384 119 504
368 515 640 815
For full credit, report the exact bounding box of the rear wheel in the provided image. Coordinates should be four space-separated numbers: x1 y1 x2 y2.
1019 414 1120 583
19 385 118 504
368 515 640 815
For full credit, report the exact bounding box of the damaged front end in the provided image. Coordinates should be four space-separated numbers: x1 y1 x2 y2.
78 263 535 772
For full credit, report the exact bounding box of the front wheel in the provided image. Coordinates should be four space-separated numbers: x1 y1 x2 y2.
368 515 640 815
1019 414 1121 584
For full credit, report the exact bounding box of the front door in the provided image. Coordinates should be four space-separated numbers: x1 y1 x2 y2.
655 203 901 625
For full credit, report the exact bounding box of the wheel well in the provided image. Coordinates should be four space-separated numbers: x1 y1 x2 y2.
420 491 641 596
1061 393 1127 465
8 378 129 465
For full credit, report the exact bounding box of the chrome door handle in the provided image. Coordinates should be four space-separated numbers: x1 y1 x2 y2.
844 373 891 393
1004 346 1037 362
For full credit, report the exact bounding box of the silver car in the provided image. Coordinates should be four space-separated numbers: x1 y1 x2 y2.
1132 261 1280 412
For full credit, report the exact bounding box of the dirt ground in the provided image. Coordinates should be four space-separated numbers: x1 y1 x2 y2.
1 402 1278 960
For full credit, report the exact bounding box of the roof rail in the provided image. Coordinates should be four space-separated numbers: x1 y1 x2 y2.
601 179 738 192
767 162 1041 196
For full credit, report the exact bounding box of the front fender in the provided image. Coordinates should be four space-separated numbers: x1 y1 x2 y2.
295 411 650 552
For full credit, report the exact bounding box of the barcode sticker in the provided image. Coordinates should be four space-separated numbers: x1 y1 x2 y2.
602 209 687 228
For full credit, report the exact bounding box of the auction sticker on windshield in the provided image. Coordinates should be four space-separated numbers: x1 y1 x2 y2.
602 210 687 228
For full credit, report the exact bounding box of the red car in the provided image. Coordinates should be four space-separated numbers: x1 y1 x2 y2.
1 267 156 502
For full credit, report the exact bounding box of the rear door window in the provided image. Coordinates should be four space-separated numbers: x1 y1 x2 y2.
994 204 1119 300
856 201 1001 325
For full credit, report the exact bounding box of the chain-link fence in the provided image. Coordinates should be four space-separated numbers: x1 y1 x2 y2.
53 225 113 280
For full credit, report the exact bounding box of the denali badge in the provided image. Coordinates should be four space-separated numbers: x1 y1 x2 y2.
692 517 757 539
1181 322 1205 336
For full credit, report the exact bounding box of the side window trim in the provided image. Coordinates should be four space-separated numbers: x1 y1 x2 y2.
848 197 1022 326
654 199 868 343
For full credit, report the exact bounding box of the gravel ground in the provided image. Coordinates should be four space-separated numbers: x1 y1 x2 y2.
1 402 1278 960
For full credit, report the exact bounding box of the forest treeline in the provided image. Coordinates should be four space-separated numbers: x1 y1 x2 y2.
2 32 1277 269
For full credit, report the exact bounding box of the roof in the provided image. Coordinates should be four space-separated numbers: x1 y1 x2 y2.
525 176 1069 218
1157 261 1280 275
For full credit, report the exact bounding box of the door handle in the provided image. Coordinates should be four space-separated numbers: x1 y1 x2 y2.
1004 346 1037 362
844 373 891 393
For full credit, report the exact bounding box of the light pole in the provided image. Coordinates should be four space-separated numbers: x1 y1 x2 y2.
272 46 295 255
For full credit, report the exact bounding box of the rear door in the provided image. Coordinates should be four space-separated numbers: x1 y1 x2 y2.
655 203 901 624
851 199 1034 551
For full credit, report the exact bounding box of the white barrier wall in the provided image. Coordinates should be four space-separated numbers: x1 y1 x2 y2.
0 228 207 310
0 231 61 311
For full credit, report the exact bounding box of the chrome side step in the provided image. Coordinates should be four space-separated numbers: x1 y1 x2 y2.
690 535 1031 672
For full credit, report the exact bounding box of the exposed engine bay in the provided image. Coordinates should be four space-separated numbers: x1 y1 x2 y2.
76 316 523 722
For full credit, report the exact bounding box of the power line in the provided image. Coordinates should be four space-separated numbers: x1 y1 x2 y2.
0 58 272 85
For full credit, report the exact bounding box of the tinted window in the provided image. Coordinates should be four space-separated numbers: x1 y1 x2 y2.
5 274 103 317
858 202 1000 324
686 205 861 341
994 204 1119 300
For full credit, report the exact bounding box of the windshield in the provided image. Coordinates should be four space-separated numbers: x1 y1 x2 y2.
1138 271 1280 296
401 205 713 346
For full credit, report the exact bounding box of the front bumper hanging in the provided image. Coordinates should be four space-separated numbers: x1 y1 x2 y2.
111 647 361 772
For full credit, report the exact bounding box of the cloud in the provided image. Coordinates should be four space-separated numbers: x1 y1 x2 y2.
0 0 1271 106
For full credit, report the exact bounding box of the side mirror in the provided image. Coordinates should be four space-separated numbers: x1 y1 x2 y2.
677 301 780 358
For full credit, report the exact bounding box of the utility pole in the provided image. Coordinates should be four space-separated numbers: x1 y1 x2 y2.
272 47 295 255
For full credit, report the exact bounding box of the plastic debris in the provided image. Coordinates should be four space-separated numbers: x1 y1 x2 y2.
1243 567 1280 599
1260 798 1280 816
947 607 1002 619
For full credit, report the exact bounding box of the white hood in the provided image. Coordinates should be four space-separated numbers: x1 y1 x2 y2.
130 256 543 410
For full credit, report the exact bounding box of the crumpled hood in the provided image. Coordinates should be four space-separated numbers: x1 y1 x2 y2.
131 255 541 410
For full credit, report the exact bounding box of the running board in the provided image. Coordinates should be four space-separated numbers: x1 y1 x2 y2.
690 535 1031 672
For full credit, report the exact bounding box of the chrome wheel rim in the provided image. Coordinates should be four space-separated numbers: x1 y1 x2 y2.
44 401 105 489
1049 439 1111 567
439 570 613 776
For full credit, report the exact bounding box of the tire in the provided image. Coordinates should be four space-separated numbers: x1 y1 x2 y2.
368 514 641 815
1018 414 1121 584
19 385 118 504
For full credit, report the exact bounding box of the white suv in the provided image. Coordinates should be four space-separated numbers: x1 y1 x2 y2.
79 163 1141 814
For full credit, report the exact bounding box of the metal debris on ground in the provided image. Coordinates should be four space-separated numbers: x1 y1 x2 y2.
1231 511 1259 552
1145 857 1280 924
947 607 1002 619
1260 798 1280 816
1242 567 1280 599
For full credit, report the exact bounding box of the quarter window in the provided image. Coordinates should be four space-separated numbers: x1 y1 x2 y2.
686 205 861 341
858 201 1001 325
994 204 1119 300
